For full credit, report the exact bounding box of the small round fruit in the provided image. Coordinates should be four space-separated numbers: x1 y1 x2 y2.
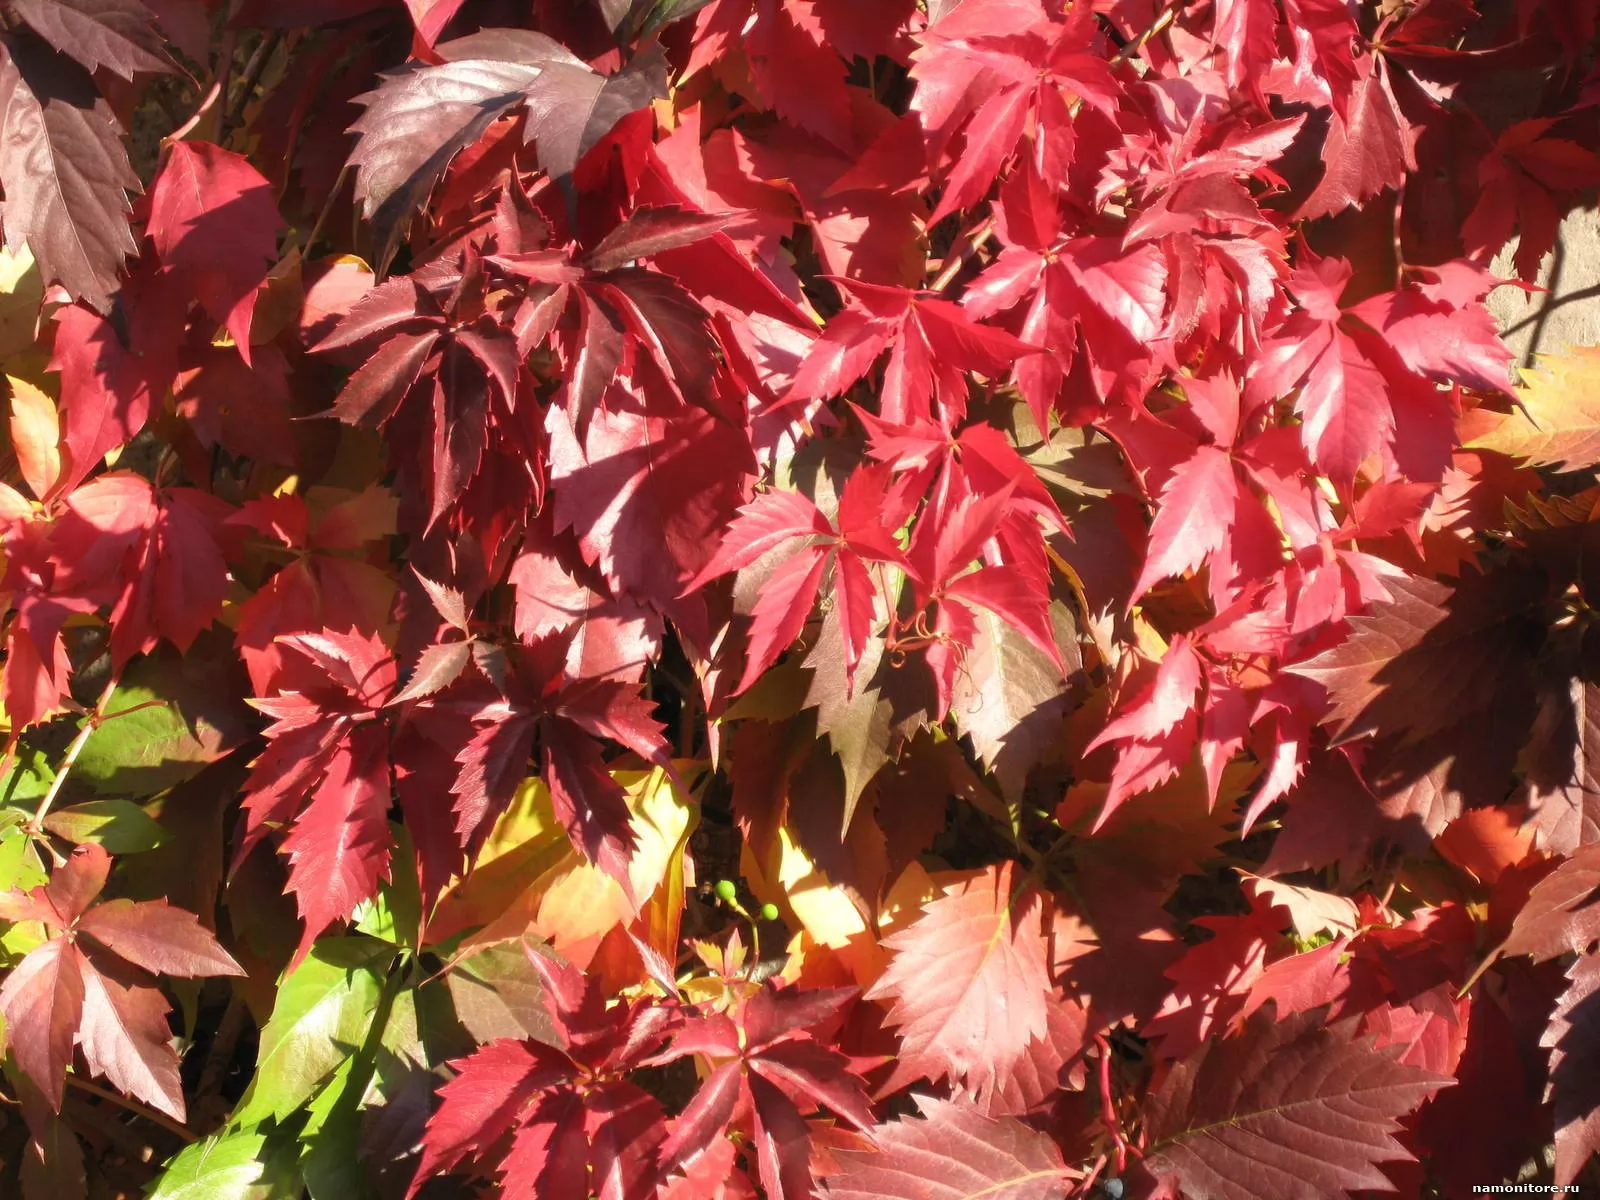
714 879 738 903
759 903 780 922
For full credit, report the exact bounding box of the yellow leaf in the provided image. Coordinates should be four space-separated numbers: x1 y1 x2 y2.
1469 345 1600 471
0 246 43 358
428 779 572 946
744 827 887 987
6 375 58 499
437 768 699 964
533 767 698 958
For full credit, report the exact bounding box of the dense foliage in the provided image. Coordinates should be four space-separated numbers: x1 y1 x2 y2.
0 0 1598 1196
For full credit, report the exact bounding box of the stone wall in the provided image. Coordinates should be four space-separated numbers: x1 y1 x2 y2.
1487 207 1600 368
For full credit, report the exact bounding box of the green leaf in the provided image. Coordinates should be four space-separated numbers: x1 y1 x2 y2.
354 824 421 949
0 744 54 806
74 645 253 798
149 1125 301 1200
232 937 392 1125
41 798 165 853
301 1055 372 1200
0 815 46 893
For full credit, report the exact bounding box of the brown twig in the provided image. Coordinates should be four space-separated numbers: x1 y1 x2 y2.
191 994 249 1128
929 217 995 293
65 1076 197 1145
220 31 284 143
1109 2 1178 69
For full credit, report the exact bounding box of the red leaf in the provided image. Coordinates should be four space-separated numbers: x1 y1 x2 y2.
0 937 83 1110
661 1059 744 1170
50 273 185 495
691 489 833 588
403 0 467 45
1296 55 1415 221
746 0 854 152
586 205 738 273
409 1037 573 1191
76 899 243 978
8 0 176 79
0 844 241 1115
827 1094 1075 1199
541 721 642 882
0 34 139 310
1130 446 1244 599
1143 1007 1452 1200
1503 843 1600 962
280 721 395 966
75 958 185 1119
748 1071 815 1200
866 863 1053 1099
735 543 829 694
1544 952 1600 1187
147 141 284 360
548 395 752 616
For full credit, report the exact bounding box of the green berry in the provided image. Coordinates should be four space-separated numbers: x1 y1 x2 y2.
714 879 738 903
760 903 780 922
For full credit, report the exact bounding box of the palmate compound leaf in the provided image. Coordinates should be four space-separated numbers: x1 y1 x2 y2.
1142 1006 1452 1200
349 29 668 254
0 31 140 312
824 1094 1076 1200
864 862 1054 1102
1469 345 1600 472
0 844 243 1119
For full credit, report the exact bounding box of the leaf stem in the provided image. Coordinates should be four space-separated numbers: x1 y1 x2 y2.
1094 1033 1141 1173
26 675 121 837
1456 937 1506 1000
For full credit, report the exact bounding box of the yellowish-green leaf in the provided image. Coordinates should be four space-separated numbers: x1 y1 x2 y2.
232 937 391 1125
42 798 166 853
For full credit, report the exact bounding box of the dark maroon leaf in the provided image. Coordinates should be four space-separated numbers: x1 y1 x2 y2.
0 33 139 311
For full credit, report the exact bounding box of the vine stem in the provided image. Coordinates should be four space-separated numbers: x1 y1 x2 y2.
1094 1033 1141 1173
27 675 121 836
1109 2 1178 69
65 1075 197 1144
929 217 994 293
